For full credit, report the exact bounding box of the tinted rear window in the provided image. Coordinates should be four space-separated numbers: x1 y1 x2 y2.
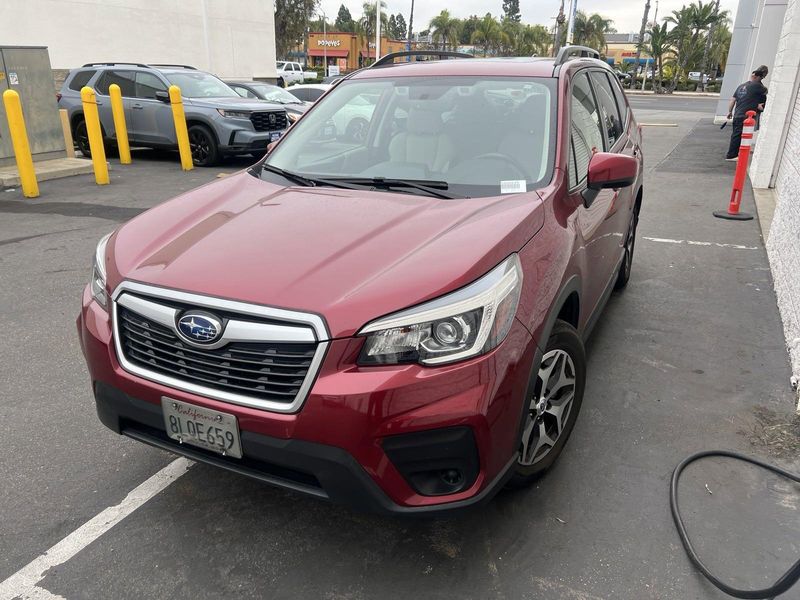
68 70 96 91
95 70 136 96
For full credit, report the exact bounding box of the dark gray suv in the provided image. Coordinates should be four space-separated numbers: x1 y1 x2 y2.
58 63 289 166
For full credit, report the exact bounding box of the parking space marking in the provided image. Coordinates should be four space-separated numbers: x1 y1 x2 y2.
0 458 191 600
643 236 759 250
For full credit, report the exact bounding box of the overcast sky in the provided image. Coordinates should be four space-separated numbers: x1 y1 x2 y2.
318 0 740 35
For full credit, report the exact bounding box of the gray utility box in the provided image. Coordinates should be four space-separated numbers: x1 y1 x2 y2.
0 46 65 167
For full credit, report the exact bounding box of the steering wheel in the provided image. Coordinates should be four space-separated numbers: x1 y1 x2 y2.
472 153 529 178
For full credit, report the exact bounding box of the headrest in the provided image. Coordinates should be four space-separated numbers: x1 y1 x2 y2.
407 108 442 134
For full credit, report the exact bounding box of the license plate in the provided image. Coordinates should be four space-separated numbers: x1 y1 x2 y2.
270 131 282 142
161 398 242 459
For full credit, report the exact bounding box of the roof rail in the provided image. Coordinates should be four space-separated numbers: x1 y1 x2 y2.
554 45 601 66
372 51 474 68
148 64 197 70
81 62 149 68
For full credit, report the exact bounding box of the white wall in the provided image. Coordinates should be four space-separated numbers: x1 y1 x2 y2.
750 0 800 389
0 0 277 79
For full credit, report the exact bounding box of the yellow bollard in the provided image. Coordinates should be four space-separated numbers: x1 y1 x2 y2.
59 109 76 159
80 86 109 185
2 90 39 198
168 85 193 171
108 84 131 164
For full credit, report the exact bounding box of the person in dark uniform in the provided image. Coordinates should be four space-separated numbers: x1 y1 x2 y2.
725 65 769 160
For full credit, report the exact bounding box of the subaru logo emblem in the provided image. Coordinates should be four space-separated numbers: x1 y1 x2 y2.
177 312 223 344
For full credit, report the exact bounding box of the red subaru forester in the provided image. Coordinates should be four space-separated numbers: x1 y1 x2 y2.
78 49 642 515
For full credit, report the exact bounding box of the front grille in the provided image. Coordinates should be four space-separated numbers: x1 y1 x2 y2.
117 306 316 404
250 111 287 132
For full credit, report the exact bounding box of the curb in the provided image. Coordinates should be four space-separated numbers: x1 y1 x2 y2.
625 90 720 98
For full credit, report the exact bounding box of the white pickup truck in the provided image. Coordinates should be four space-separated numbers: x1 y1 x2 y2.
276 61 318 87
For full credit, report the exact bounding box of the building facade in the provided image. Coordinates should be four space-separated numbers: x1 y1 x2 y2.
0 0 277 80
748 0 800 396
306 32 408 72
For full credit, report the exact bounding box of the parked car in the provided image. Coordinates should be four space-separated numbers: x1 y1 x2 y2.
58 63 289 166
613 68 631 84
79 50 642 515
225 80 309 123
276 61 318 87
284 83 332 103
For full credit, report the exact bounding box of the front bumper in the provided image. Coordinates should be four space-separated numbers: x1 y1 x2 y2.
78 286 536 514
215 123 284 154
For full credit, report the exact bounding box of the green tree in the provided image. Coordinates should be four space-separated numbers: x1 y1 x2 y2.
388 14 397 38
471 13 504 57
430 10 461 51
460 15 481 44
645 22 673 91
395 13 408 39
360 1 388 45
334 3 354 32
502 0 521 23
665 6 694 88
709 22 731 77
572 12 615 53
274 0 319 59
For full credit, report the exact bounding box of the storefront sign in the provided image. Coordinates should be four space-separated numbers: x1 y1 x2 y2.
317 39 341 47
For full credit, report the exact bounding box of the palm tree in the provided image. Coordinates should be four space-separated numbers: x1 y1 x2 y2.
709 22 731 79
665 6 692 89
471 13 504 57
573 12 615 53
430 10 460 51
360 1 388 47
646 22 672 92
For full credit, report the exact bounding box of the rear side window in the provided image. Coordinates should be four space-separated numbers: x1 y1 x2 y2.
589 71 623 148
306 88 325 101
95 70 136 96
135 72 167 99
289 88 308 102
68 70 96 91
569 72 603 187
608 73 628 125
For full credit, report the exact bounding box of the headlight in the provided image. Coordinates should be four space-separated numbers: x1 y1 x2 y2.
217 109 251 119
91 233 112 308
358 255 523 366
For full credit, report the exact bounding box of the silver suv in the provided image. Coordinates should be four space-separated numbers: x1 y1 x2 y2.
58 63 289 166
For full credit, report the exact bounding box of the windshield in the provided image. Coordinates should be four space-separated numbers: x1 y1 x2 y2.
166 72 239 98
252 84 303 104
263 76 557 198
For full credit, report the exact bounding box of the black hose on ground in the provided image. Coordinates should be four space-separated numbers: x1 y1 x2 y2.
670 450 800 599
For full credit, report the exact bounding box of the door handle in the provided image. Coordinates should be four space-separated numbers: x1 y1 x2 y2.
132 104 143 109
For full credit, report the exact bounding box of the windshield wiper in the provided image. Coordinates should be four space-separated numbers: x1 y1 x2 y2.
321 177 462 199
260 164 359 190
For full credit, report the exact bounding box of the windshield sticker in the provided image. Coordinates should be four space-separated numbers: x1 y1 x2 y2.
500 180 527 195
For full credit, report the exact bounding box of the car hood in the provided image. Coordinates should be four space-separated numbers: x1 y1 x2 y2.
107 172 544 339
185 97 285 111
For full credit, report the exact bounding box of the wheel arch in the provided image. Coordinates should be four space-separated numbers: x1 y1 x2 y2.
185 118 220 144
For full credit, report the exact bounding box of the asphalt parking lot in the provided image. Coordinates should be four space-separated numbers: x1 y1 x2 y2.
1 96 798 600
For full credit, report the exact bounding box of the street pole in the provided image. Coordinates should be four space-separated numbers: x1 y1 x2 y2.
634 0 650 90
701 0 721 91
321 9 327 77
554 0 566 54
376 0 381 62
565 0 577 45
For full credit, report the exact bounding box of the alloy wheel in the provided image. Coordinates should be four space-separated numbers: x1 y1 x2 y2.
189 130 210 165
518 349 577 466
76 123 91 157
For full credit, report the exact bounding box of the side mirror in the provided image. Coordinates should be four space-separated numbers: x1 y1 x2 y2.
155 90 170 103
582 152 638 207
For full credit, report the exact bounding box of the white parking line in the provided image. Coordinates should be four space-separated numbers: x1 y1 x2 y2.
643 236 759 250
0 458 192 600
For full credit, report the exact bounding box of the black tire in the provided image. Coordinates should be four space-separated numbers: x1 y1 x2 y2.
74 119 92 158
615 208 638 290
508 320 586 487
187 124 219 167
278 77 286 88
345 118 369 142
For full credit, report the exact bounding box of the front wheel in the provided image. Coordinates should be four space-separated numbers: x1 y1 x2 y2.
509 320 586 486
74 119 91 158
187 124 219 167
